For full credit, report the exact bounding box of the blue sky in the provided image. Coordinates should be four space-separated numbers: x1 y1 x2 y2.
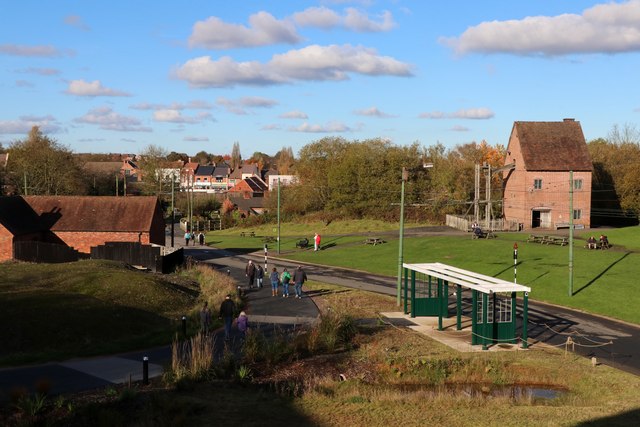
1 0 639 158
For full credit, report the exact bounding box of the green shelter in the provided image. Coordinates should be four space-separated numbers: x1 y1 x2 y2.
402 262 531 349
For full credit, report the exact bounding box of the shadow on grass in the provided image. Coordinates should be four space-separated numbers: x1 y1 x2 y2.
305 288 351 298
573 252 631 296
577 407 640 426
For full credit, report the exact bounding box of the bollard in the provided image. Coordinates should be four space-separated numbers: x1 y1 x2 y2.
237 285 242 297
227 268 231 276
181 315 187 336
142 356 149 385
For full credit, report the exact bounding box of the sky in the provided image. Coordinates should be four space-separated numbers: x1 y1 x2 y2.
1 0 639 158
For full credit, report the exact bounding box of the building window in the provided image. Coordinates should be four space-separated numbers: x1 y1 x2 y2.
497 297 512 323
574 179 583 190
573 209 582 220
533 179 542 190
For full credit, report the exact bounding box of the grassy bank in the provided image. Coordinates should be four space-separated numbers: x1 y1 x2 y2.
0 260 237 366
208 223 640 325
19 282 640 427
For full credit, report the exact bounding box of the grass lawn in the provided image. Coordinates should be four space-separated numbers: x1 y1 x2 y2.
0 260 204 366
208 223 640 325
23 282 640 427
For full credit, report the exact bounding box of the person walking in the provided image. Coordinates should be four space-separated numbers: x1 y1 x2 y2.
198 232 205 245
293 265 307 299
219 294 236 341
236 311 248 338
184 231 190 246
270 267 279 297
245 260 256 289
200 301 211 335
314 232 321 251
281 268 292 298
256 264 264 289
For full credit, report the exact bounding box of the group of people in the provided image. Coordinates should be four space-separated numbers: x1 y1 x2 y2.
245 260 264 289
268 265 307 298
200 296 248 341
184 231 205 246
586 234 610 250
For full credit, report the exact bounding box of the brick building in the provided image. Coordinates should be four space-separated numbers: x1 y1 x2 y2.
502 119 592 230
0 196 165 261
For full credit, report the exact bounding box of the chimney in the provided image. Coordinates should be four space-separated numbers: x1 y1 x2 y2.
563 118 575 122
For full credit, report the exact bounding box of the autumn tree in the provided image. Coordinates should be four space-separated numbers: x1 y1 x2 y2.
231 141 242 169
275 146 295 174
137 144 169 196
6 126 86 195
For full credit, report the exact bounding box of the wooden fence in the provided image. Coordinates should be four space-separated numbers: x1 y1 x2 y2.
13 241 82 263
91 242 184 273
445 215 520 232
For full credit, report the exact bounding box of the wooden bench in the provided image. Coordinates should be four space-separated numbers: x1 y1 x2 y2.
472 231 496 239
546 236 568 246
240 231 256 237
365 237 384 245
527 234 546 243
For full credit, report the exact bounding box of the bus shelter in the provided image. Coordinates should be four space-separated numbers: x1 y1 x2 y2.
402 262 531 349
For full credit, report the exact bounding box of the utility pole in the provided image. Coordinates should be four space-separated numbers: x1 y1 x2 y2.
277 178 281 254
396 167 408 306
23 172 27 195
115 174 118 196
171 171 175 248
474 164 480 223
485 163 491 230
569 171 574 297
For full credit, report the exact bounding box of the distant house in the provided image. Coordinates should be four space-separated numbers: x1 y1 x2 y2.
121 159 141 181
180 160 199 190
264 171 298 190
228 176 269 199
502 119 592 230
193 165 215 191
0 196 165 261
155 160 183 184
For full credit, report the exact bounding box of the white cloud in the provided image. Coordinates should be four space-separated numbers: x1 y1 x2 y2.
261 123 282 130
0 44 73 57
15 80 34 88
343 8 395 32
293 7 395 32
419 108 494 120
279 110 309 119
189 12 301 49
0 115 62 134
354 106 395 118
131 100 213 111
65 80 131 97
64 15 90 31
175 44 412 88
74 106 152 132
288 120 353 133
153 109 213 123
442 0 640 56
451 125 470 132
216 96 278 115
184 136 210 142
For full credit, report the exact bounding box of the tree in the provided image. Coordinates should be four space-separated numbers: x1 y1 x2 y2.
194 150 211 165
138 144 168 196
275 146 294 174
7 126 86 195
231 142 242 169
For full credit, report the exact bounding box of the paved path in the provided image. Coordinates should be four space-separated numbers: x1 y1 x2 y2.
2 227 638 402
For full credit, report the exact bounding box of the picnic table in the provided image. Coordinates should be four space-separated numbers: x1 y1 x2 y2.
364 237 384 245
240 231 255 237
527 235 567 246
472 230 496 239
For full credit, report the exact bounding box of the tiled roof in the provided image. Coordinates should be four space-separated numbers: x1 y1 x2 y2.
0 196 45 235
23 196 161 232
245 177 268 192
513 120 592 171
195 165 214 176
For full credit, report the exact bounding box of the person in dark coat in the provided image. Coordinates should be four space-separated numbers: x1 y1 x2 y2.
293 265 308 299
245 260 256 289
219 295 236 341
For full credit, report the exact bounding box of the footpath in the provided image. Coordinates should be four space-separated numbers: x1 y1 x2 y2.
0 234 319 402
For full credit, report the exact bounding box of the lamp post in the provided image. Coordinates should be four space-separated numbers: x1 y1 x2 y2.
397 163 433 306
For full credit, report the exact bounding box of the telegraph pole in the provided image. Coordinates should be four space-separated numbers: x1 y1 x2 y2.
569 171 574 297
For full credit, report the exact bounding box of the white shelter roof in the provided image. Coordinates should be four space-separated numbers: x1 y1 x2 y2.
403 262 531 295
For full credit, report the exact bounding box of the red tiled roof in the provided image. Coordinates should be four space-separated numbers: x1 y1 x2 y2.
23 196 161 232
512 120 592 171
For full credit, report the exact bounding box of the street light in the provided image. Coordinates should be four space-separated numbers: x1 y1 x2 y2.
397 162 433 306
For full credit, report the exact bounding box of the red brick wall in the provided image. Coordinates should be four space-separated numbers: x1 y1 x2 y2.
0 225 13 261
54 231 153 254
504 130 592 230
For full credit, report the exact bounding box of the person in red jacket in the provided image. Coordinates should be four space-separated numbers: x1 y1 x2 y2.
314 232 321 251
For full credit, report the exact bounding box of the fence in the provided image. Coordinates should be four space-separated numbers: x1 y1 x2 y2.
13 241 82 263
445 215 520 232
179 218 222 232
90 242 184 273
